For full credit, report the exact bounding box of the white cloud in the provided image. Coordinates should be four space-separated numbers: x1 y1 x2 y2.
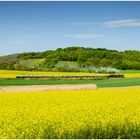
103 19 140 28
69 19 140 28
65 33 104 39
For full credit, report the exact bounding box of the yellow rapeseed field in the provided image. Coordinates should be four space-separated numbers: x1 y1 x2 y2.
0 70 106 78
0 69 140 78
0 88 140 138
124 74 140 78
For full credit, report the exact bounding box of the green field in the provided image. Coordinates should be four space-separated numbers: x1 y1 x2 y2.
0 78 140 87
121 70 140 74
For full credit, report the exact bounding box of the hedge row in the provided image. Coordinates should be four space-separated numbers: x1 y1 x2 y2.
16 74 125 80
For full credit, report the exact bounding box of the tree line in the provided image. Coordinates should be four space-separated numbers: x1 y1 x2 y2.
0 46 140 71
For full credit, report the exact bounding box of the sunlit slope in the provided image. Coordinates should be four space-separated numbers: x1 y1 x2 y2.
0 88 140 138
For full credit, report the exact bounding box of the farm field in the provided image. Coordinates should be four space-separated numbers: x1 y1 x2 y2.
0 70 106 78
0 69 140 79
1 1 140 139
0 87 140 138
0 69 140 88
120 70 140 78
0 78 140 88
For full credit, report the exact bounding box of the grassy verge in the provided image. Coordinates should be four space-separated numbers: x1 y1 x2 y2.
0 78 140 88
121 70 140 74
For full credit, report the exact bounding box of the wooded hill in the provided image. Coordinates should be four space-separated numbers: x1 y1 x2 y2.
0 46 140 72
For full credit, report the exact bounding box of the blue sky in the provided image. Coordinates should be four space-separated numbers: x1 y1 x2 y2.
0 1 140 56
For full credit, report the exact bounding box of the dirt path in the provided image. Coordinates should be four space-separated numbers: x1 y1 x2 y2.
0 84 97 92
0 84 140 92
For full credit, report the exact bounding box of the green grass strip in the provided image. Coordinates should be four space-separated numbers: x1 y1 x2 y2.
0 78 140 88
